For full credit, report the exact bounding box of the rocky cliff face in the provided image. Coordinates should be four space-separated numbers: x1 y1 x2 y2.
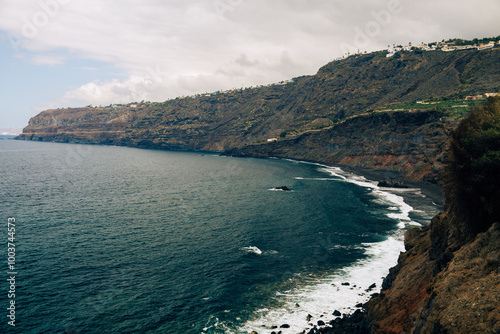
350 98 500 334
226 110 458 183
366 217 499 334
306 98 500 334
18 48 500 155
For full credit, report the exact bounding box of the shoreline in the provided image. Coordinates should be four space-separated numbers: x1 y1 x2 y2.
239 159 443 334
225 152 445 209
333 163 444 208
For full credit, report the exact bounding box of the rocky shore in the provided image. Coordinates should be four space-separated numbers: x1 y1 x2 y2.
254 165 443 334
224 109 457 185
272 98 500 334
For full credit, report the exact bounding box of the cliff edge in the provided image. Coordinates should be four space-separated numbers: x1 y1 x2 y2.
321 98 500 334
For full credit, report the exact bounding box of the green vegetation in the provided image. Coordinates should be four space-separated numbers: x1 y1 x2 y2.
444 36 500 46
443 97 500 235
377 98 488 119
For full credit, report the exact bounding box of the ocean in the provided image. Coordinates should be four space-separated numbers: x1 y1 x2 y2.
0 140 440 334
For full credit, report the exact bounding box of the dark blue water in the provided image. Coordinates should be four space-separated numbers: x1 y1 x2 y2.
0 140 439 333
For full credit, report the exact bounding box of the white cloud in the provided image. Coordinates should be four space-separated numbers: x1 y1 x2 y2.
1 0 500 109
30 54 65 66
61 77 156 105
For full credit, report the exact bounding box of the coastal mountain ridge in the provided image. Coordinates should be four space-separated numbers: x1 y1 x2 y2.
17 45 500 181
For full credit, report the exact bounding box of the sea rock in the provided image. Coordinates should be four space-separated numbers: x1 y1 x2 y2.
351 309 364 323
306 314 313 321
317 320 325 326
280 324 290 328
377 179 409 188
274 186 291 191
332 310 341 317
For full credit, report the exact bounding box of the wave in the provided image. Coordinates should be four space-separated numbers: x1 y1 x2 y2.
241 246 263 255
318 166 424 228
268 188 293 192
293 177 343 181
237 236 405 333
232 164 429 333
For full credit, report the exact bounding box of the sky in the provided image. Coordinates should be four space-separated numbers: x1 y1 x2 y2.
1 0 499 130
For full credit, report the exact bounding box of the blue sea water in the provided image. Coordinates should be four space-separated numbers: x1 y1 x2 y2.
0 140 440 334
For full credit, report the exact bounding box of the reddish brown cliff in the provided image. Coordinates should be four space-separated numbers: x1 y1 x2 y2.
365 98 500 333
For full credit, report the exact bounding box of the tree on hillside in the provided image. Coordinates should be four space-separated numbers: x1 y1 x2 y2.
443 97 500 235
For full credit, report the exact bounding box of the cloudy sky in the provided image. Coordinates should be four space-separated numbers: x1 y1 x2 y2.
1 0 499 129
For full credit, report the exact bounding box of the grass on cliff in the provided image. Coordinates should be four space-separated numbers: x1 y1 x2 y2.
377 98 488 119
443 96 500 236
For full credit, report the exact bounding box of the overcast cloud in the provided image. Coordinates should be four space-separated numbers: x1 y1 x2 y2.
1 0 499 127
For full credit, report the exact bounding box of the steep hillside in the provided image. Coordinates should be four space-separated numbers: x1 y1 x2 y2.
317 98 500 334
365 97 500 334
225 109 457 183
18 48 500 158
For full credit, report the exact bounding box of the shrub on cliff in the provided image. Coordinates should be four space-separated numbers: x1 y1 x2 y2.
443 96 500 237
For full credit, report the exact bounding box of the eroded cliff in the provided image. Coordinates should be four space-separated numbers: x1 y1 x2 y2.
225 109 458 183
365 98 500 334
303 98 500 334
18 48 500 179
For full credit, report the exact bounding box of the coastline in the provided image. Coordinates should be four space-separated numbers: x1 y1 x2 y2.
225 152 445 210
333 163 444 208
238 158 443 334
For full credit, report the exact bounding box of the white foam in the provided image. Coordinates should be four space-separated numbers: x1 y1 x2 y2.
232 165 427 333
242 246 263 255
293 177 340 181
319 166 421 228
268 188 293 192
237 236 405 333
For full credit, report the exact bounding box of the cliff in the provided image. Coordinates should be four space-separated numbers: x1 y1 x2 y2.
225 109 457 183
319 98 500 334
365 97 500 334
17 48 500 183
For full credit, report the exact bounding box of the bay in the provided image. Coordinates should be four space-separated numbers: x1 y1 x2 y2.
0 140 439 333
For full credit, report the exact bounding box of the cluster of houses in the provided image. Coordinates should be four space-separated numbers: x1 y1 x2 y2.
386 40 498 57
196 79 296 97
465 92 499 100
